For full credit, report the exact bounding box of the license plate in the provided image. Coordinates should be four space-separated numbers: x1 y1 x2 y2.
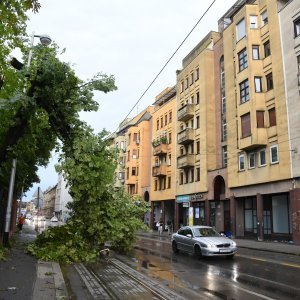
219 249 230 253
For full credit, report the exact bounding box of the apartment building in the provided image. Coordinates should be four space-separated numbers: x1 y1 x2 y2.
220 0 293 241
175 32 221 230
150 87 177 230
124 106 154 202
278 0 300 244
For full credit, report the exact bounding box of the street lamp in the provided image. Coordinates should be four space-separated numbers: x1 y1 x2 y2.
3 32 52 246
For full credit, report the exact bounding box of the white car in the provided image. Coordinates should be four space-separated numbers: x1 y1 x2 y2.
171 226 237 258
50 216 58 222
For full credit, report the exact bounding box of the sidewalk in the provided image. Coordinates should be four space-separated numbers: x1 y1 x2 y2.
138 230 300 256
0 224 67 300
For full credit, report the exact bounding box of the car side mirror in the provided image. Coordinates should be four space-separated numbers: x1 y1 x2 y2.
220 233 226 237
186 234 192 238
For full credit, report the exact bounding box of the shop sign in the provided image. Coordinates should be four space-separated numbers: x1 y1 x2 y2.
190 193 203 201
182 202 189 207
176 195 190 203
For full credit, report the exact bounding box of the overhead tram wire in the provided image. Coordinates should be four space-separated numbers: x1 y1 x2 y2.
113 0 217 134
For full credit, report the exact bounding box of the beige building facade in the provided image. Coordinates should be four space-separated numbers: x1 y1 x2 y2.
150 87 177 231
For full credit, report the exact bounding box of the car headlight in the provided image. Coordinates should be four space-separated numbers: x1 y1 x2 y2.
231 241 236 247
204 243 214 248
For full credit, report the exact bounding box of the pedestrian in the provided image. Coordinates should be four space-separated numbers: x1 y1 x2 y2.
158 218 163 236
17 213 26 233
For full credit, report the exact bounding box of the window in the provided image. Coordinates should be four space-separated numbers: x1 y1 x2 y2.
222 146 227 167
190 143 194 154
196 68 199 80
196 141 200 154
261 10 268 26
236 18 246 41
256 111 264 128
132 149 137 159
196 167 200 181
181 81 184 93
196 116 200 129
250 15 258 29
268 107 276 127
266 73 273 91
254 76 262 92
165 114 168 126
128 134 131 145
264 40 271 57
190 168 194 183
127 150 130 162
220 56 225 88
238 48 248 71
240 79 250 103
241 113 251 138
259 149 266 166
132 167 136 176
168 154 171 166
295 18 300 37
167 176 171 189
248 153 255 169
185 77 189 89
160 117 163 128
190 73 194 85
126 167 129 179
222 119 227 141
239 154 245 171
221 90 226 114
154 180 158 191
156 119 159 130
184 169 189 184
168 132 172 144
196 91 200 104
180 147 184 156
179 172 183 185
270 145 279 164
252 45 260 60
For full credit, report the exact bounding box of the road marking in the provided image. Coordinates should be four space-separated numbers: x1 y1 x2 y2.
281 262 300 269
232 284 276 300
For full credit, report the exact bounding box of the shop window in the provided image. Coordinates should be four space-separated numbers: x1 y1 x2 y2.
252 45 260 60
238 48 248 71
256 111 264 128
239 154 245 171
236 18 246 41
241 113 251 138
270 145 279 164
240 79 250 103
259 149 266 166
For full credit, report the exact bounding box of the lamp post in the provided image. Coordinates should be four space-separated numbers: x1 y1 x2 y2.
3 32 51 246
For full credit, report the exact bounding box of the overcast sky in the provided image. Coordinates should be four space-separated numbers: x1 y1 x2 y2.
23 0 237 200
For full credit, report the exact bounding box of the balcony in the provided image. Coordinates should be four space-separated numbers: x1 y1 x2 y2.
153 142 168 156
239 128 267 151
177 154 194 169
177 128 194 145
177 103 195 122
152 164 167 177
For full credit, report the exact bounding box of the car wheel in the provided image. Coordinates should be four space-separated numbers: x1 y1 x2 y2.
226 254 235 259
194 245 202 259
172 241 179 253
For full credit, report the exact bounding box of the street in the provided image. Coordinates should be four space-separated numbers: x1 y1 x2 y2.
124 235 300 300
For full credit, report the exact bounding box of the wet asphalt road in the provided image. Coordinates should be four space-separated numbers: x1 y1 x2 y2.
131 236 300 300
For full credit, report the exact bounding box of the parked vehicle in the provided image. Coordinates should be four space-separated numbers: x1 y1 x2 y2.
50 216 58 222
171 226 237 258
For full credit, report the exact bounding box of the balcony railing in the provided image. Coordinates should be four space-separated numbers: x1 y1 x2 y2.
152 164 167 177
177 128 194 145
177 103 195 122
153 142 168 156
177 154 194 169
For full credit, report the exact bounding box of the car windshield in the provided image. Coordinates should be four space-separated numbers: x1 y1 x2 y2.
193 227 220 237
